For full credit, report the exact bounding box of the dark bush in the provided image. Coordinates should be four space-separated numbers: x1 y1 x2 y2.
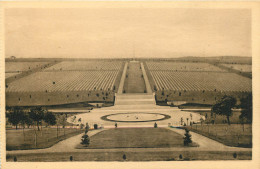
94 124 98 129
179 154 183 160
184 129 192 146
81 134 90 146
233 153 237 159
123 154 126 160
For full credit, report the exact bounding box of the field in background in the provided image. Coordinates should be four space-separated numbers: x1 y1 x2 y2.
144 61 251 105
6 60 124 106
6 71 119 92
5 62 50 73
146 62 226 72
221 64 252 73
44 61 122 71
5 57 252 107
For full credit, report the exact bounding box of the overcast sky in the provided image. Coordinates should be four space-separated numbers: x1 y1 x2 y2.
5 8 251 58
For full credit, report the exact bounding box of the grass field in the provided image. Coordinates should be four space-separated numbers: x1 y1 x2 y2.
123 62 146 93
6 60 124 106
5 62 50 73
146 61 225 72
77 128 197 149
6 128 84 150
186 124 252 148
6 71 119 92
44 61 122 71
6 151 252 161
221 64 252 73
150 71 251 92
192 111 242 124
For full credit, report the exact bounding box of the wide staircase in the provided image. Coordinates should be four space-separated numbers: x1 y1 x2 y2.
95 92 177 111
115 93 156 106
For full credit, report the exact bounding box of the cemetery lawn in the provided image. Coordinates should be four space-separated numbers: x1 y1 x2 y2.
186 124 252 148
77 128 198 149
6 127 84 150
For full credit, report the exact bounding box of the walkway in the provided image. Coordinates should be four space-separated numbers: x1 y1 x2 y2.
124 61 146 93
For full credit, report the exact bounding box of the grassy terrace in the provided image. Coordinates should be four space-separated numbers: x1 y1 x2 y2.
6 128 84 150
77 128 197 149
186 124 252 148
6 151 251 161
183 111 252 148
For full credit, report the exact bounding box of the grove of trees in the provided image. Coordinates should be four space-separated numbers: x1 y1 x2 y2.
239 93 252 124
7 106 57 130
211 95 237 125
211 94 252 125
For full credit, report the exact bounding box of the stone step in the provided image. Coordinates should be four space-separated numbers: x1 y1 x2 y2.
107 104 175 109
115 100 155 105
91 105 179 112
116 98 155 101
116 94 154 100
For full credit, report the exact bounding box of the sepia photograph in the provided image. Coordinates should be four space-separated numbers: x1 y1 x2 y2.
0 1 260 169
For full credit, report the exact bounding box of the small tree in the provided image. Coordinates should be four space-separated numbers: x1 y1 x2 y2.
183 129 192 146
180 117 184 125
123 154 127 160
29 107 45 131
57 114 67 128
81 134 90 146
154 122 158 128
7 107 24 130
211 96 236 125
200 117 204 126
20 111 30 140
25 115 33 128
179 154 183 160
81 123 90 146
239 93 252 124
44 111 56 127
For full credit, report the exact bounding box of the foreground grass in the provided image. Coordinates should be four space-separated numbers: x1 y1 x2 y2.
77 128 197 149
6 151 252 161
6 127 84 150
186 124 252 148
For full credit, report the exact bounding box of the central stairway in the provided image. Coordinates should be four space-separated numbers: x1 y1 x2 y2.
115 93 156 106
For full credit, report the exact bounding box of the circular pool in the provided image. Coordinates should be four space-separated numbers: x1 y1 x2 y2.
101 112 171 123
